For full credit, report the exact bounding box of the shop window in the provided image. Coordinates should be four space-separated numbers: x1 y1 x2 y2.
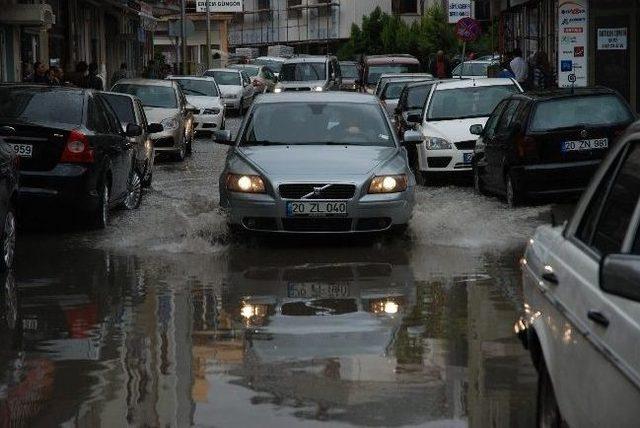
392 0 418 15
288 0 302 19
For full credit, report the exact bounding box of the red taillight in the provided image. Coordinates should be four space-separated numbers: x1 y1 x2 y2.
61 129 94 163
516 135 538 160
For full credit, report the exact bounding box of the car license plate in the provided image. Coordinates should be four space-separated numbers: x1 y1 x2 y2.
287 201 348 217
287 283 350 299
10 143 33 158
463 152 474 164
561 138 608 152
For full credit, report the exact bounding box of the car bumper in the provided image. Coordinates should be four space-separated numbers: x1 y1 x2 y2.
222 98 241 110
150 128 183 153
222 190 415 234
511 160 601 196
194 112 224 131
419 145 473 172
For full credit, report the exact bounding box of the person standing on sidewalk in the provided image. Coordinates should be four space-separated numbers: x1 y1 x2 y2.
31 62 49 84
111 63 129 87
430 51 451 79
87 63 104 90
509 48 528 88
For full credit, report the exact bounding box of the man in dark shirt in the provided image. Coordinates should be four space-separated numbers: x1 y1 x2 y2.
87 63 104 90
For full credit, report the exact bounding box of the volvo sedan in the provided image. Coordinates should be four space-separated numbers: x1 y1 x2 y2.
214 92 416 234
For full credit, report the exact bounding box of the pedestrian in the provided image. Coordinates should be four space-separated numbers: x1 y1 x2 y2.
111 62 128 86
22 62 33 82
509 48 528 88
498 53 515 79
67 61 89 87
87 62 104 90
31 61 49 84
531 51 551 90
430 50 451 79
47 66 62 85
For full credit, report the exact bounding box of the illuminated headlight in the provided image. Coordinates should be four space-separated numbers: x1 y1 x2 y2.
202 108 220 115
161 117 179 131
368 174 408 194
425 137 452 150
312 86 324 92
226 173 266 193
274 87 283 93
371 299 401 315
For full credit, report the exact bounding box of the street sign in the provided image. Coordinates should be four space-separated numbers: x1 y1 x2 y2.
558 0 588 88
196 0 243 13
455 18 481 43
448 0 472 24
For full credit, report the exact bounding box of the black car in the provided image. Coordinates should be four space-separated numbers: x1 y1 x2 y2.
393 80 437 140
0 85 144 228
0 135 17 270
471 87 636 206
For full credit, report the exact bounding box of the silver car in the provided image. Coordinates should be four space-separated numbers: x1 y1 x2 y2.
202 68 255 115
214 92 416 234
274 56 342 93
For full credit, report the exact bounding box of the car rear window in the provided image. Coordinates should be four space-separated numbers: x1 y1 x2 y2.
367 64 420 85
427 84 520 120
340 64 358 78
0 87 83 125
530 95 634 132
111 84 177 109
280 62 326 82
383 81 409 100
101 94 136 124
205 71 241 86
407 84 433 109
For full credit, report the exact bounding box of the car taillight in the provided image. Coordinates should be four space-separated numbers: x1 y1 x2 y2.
61 129 94 163
516 135 538 160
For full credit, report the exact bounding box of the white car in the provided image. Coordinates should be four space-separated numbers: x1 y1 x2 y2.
518 123 640 427
167 76 225 132
451 60 497 79
408 78 521 175
202 68 255 115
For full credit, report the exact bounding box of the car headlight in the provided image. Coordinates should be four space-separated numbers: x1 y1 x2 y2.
368 174 408 194
312 86 324 92
425 137 452 150
274 87 283 93
202 108 220 115
161 117 179 131
226 173 266 193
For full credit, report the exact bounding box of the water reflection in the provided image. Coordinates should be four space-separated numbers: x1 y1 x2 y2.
0 242 536 427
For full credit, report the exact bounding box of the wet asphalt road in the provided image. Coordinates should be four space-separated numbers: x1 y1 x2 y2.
0 116 573 427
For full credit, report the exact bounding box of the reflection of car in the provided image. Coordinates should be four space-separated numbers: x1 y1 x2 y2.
214 92 416 234
202 68 255 115
102 92 163 188
274 55 342 93
377 77 432 117
111 79 196 161
471 87 635 206
1 85 143 229
339 61 360 91
166 76 225 132
451 60 497 79
518 125 640 427
228 64 277 93
411 78 521 178
363 55 421 93
252 56 287 78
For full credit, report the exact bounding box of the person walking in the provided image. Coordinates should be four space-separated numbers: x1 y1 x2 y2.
509 48 528 88
68 61 89 87
111 62 128 86
430 51 451 79
87 63 104 90
31 61 49 84
47 66 62 85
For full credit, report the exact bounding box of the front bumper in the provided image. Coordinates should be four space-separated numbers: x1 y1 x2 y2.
193 112 224 131
511 160 601 197
419 144 473 172
222 189 415 234
150 128 183 153
222 98 241 110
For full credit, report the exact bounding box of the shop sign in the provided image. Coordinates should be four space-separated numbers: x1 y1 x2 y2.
448 0 472 24
558 0 588 88
597 28 627 50
196 0 243 13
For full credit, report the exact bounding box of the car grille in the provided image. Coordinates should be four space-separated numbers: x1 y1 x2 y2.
283 87 311 92
427 157 452 168
154 137 175 148
282 218 352 232
455 140 476 150
279 184 356 200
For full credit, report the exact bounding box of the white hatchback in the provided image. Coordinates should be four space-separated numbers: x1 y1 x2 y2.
412 78 521 175
166 76 225 132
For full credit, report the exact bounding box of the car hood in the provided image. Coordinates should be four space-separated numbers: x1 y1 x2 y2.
185 95 222 109
421 117 490 142
143 107 178 124
219 85 242 96
238 145 397 180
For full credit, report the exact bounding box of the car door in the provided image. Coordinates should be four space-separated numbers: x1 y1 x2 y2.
479 100 509 190
486 99 521 191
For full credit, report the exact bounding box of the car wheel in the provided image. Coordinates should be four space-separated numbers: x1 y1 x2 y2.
473 165 485 195
124 170 142 210
537 360 563 428
506 172 521 208
90 182 110 230
0 208 16 271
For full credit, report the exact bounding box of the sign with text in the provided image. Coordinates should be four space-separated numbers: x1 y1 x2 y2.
597 28 627 50
196 0 243 13
448 0 472 24
558 0 588 88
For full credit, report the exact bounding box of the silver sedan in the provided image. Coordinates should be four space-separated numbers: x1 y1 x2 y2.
214 92 416 234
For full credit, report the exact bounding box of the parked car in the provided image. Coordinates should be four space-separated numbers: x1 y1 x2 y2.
0 134 17 270
274 56 342 93
363 55 421 93
374 73 433 98
252 56 287 78
166 76 225 133
518 122 640 427
0 85 143 229
339 61 360 91
101 92 163 187
228 64 278 93
202 68 255 115
394 81 438 140
213 92 416 234
471 87 636 206
377 77 432 117
408 78 521 180
451 60 497 79
111 79 196 161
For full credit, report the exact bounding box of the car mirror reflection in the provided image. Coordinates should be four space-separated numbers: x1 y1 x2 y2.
469 124 484 135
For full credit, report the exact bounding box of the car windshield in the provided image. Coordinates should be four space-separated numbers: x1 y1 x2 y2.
254 59 283 74
280 62 326 82
383 81 410 100
102 94 135 124
242 102 394 147
452 62 490 77
231 66 259 77
205 71 241 86
0 88 83 125
112 84 177 109
173 79 219 97
530 95 634 132
427 85 519 120
367 64 420 85
341 64 358 78
407 84 433 109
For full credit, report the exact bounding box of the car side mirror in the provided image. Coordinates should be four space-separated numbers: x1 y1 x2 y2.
213 130 233 145
147 123 164 134
0 126 16 137
469 124 484 135
406 113 422 124
600 254 640 302
125 123 143 137
185 104 198 114
403 130 423 144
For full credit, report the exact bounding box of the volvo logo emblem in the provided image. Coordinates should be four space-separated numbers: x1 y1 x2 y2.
580 129 588 138
302 184 332 199
313 187 323 196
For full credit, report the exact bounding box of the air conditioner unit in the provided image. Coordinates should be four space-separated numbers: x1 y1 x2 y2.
0 4 56 27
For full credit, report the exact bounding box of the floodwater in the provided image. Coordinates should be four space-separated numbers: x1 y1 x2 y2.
0 119 563 427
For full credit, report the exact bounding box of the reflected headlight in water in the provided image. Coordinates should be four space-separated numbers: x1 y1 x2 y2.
425 137 452 150
226 173 266 193
368 174 408 194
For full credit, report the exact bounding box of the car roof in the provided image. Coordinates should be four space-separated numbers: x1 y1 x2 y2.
255 92 379 105
434 78 517 90
405 80 439 90
113 78 175 87
379 73 432 79
204 68 241 74
282 56 331 64
255 56 288 62
101 91 137 101
511 86 620 101
0 83 91 94
366 55 419 65
229 64 260 69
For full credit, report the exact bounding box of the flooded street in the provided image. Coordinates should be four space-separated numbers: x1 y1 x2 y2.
1 118 563 427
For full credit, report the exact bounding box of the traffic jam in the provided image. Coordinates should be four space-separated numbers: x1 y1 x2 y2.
1 45 640 428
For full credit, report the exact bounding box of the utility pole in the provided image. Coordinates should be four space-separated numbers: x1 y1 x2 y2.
206 0 212 69
181 0 187 75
